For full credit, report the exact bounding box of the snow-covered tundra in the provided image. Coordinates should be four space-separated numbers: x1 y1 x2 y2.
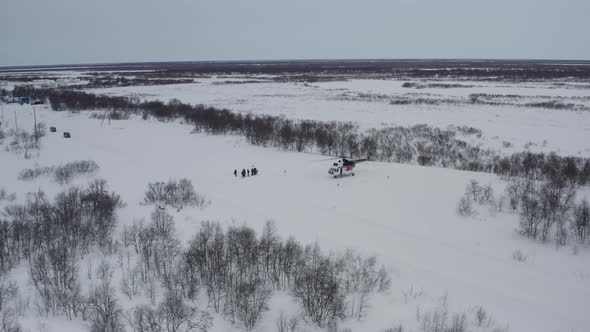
1 99 589 331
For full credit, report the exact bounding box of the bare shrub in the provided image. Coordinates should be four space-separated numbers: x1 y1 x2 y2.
54 160 99 184
5 128 39 153
339 250 391 319
465 180 493 204
505 179 524 211
0 190 15 203
143 178 209 209
511 249 527 263
96 261 114 282
384 324 404 332
36 122 47 138
13 293 30 317
19 160 99 184
0 308 20 332
90 111 130 121
465 180 483 202
456 196 475 217
495 195 505 213
479 185 494 204
416 297 504 332
18 166 53 181
492 327 510 332
458 181 497 218
417 296 449 332
571 244 580 256
448 313 467 332
402 285 424 304
572 198 590 244
487 198 499 217
473 305 490 327
110 111 130 120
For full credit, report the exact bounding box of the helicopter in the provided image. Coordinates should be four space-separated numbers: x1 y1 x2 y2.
328 157 368 178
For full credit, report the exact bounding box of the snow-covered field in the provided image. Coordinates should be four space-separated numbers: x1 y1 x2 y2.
88 77 590 157
1 104 589 331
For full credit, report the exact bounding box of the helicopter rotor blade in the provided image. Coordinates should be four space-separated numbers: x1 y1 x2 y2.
312 156 343 162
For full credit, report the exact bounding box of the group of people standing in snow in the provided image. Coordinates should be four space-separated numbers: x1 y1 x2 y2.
234 167 258 178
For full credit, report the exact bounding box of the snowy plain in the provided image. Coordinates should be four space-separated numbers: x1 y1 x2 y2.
1 103 590 331
87 77 590 158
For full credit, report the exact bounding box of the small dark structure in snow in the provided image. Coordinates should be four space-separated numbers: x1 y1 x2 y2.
50 126 57 132
19 97 30 105
63 132 71 138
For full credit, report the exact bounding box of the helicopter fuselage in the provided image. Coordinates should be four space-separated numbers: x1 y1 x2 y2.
328 158 356 177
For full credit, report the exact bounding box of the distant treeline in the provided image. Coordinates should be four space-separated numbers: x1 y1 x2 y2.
76 76 195 89
12 86 590 185
158 60 590 80
5 59 590 80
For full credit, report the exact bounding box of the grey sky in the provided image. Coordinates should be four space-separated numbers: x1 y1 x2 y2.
1 0 589 66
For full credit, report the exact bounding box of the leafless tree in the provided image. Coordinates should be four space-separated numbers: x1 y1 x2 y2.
457 196 475 217
276 312 299 332
293 245 345 328
88 280 124 332
0 274 17 312
29 244 82 319
129 292 212 332
339 250 391 319
227 279 271 331
572 198 590 244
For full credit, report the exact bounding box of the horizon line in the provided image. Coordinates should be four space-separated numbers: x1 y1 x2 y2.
2 57 590 71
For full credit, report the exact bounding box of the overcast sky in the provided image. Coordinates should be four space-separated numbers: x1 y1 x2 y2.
1 0 589 66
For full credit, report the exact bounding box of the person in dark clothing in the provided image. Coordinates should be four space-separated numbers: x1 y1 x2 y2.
252 168 257 176
241 169 246 178
233 169 237 177
247 169 250 176
251 167 255 176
